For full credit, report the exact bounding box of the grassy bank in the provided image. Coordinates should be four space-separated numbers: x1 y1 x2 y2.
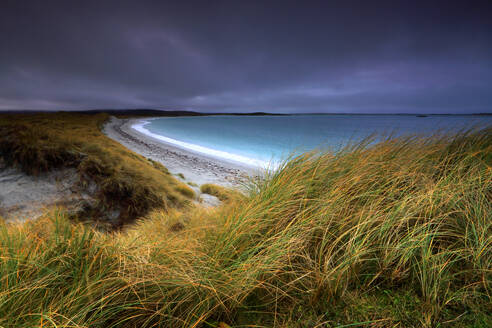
0 118 490 326
0 113 194 226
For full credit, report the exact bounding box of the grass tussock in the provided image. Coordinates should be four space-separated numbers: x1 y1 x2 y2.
0 128 491 327
200 183 242 202
0 113 194 225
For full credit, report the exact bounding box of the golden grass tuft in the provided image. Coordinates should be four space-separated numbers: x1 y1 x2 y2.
200 183 243 202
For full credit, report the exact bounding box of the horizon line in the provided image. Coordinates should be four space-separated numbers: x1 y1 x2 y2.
0 108 491 116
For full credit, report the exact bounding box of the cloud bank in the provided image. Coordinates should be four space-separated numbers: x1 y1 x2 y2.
1 0 491 113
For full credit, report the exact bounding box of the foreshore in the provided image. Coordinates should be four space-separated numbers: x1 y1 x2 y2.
103 117 261 188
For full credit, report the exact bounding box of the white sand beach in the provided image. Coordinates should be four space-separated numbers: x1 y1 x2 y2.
103 117 262 188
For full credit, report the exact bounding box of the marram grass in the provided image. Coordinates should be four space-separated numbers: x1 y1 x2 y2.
0 128 491 327
200 183 244 202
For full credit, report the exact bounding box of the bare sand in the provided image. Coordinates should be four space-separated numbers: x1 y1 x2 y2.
103 117 262 189
0 163 83 222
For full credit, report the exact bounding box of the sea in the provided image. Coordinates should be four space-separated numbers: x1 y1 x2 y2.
133 115 492 168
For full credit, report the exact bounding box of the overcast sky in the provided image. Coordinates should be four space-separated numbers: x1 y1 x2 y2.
1 0 491 113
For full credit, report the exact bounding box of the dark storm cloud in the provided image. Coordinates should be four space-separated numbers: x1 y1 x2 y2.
1 0 491 113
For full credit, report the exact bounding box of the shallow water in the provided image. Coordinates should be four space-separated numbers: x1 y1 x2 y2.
137 115 491 168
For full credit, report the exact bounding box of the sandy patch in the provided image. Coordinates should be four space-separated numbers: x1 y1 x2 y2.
0 163 82 222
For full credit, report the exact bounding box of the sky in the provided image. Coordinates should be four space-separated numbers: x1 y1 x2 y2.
1 0 491 114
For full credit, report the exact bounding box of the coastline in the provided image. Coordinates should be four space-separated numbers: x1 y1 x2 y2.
131 119 270 168
103 117 262 188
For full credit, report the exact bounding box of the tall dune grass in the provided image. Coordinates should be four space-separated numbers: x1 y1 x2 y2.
0 128 490 327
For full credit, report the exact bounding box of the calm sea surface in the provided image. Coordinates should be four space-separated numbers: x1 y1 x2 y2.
138 115 491 167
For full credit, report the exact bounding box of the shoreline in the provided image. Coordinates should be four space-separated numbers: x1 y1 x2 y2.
103 117 262 188
132 119 270 168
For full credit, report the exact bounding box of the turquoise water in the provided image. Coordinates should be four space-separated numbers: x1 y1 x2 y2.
136 115 491 168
